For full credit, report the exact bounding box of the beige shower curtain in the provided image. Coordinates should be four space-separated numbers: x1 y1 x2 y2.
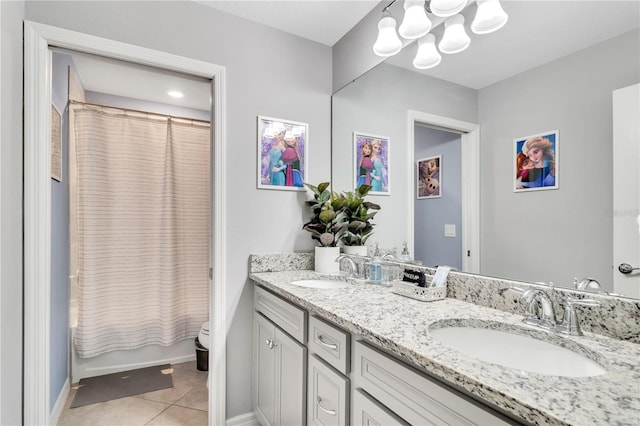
70 103 210 358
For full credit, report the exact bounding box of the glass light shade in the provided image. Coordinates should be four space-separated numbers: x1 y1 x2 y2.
438 14 471 54
471 0 508 34
430 0 468 18
413 34 441 69
373 16 402 57
399 0 432 40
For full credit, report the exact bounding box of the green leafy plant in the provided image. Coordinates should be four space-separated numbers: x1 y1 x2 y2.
340 184 381 246
303 182 348 247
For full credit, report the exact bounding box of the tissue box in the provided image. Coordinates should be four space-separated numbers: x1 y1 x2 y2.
391 279 446 302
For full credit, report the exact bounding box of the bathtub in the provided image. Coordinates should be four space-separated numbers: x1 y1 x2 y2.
70 306 196 383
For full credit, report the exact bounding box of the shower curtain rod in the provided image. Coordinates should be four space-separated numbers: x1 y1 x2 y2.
68 99 211 125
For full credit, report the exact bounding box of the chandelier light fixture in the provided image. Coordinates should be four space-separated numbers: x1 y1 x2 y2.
373 12 403 57
372 0 508 69
398 0 432 39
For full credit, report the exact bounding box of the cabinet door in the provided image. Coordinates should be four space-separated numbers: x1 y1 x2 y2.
308 355 349 425
276 326 307 426
352 389 408 426
254 313 277 426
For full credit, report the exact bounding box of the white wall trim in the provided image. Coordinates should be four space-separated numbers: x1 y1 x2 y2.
407 110 480 273
226 412 259 426
23 21 227 425
49 378 69 426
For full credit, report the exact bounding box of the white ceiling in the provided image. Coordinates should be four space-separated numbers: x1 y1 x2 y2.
69 0 640 108
194 0 381 46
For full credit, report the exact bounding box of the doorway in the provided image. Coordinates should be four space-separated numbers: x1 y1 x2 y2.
414 125 463 270
406 110 480 274
24 21 226 425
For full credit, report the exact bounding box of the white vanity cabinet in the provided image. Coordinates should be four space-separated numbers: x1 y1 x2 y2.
253 286 307 426
307 316 351 425
253 283 519 426
353 341 517 426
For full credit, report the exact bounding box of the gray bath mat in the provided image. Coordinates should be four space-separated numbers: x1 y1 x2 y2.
70 364 174 408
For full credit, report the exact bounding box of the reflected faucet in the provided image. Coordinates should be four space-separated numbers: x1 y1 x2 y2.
573 277 601 291
335 254 359 278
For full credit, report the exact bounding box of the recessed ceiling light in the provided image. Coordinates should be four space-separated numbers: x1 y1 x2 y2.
168 90 184 98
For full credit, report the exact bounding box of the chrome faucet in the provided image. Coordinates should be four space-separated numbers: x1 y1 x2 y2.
335 254 359 278
381 252 396 260
509 287 557 330
573 277 601 291
509 286 601 335
556 297 600 336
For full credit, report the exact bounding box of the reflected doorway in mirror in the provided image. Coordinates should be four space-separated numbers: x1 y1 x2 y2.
513 130 559 192
417 155 441 199
257 115 308 191
353 131 390 195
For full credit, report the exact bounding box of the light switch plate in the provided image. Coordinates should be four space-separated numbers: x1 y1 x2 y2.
444 224 456 237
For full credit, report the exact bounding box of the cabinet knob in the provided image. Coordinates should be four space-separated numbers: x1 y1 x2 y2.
316 397 337 416
265 338 277 349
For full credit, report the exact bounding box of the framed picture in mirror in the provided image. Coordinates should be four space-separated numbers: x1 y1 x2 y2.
514 130 559 192
417 155 441 199
353 131 390 195
51 105 62 182
257 115 308 191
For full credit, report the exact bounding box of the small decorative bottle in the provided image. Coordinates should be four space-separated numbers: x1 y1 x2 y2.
369 243 382 282
400 242 412 262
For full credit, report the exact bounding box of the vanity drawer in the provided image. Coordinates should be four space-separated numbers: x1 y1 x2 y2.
353 341 515 426
308 315 350 375
308 354 349 426
254 285 306 344
352 388 408 426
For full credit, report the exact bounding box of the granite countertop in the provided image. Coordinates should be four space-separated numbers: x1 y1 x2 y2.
249 269 640 426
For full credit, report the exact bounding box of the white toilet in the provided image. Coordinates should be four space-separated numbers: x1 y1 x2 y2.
198 321 210 350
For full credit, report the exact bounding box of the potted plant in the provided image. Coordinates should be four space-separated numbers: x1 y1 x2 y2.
303 182 348 273
340 184 381 256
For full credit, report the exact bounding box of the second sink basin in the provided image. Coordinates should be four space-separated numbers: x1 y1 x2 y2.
290 279 351 289
429 320 607 377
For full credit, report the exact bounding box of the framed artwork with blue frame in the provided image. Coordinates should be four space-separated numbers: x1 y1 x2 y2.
257 115 308 191
513 130 559 192
353 131 390 195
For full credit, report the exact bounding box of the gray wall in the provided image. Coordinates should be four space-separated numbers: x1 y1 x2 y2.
25 0 332 419
478 29 640 289
414 126 462 270
0 1 25 424
332 63 477 251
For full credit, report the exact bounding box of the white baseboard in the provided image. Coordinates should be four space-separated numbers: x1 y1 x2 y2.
226 412 259 426
49 378 70 426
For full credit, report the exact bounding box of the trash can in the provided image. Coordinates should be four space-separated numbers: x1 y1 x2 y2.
195 337 208 371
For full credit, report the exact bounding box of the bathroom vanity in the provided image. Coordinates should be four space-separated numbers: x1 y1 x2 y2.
249 254 640 426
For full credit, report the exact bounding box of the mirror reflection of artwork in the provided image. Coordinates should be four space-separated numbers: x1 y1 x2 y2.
353 132 390 195
514 130 559 192
51 105 62 182
257 116 308 191
417 155 441 199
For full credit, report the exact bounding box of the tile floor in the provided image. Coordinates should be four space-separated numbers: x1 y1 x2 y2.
58 361 209 426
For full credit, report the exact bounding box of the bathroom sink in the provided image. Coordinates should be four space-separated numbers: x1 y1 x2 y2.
429 322 607 377
290 279 351 289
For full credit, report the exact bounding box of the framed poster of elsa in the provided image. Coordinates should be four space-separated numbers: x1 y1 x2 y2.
353 131 390 195
257 115 308 191
513 130 559 192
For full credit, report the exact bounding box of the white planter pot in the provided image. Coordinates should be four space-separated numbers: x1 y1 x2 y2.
314 246 341 274
342 245 369 256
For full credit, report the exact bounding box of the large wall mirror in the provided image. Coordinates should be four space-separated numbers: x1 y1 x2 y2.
331 1 640 298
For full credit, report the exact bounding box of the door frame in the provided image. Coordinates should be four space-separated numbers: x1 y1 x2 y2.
407 110 480 273
23 21 227 425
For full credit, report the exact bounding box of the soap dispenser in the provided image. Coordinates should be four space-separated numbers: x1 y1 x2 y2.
369 243 382 282
400 242 412 262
